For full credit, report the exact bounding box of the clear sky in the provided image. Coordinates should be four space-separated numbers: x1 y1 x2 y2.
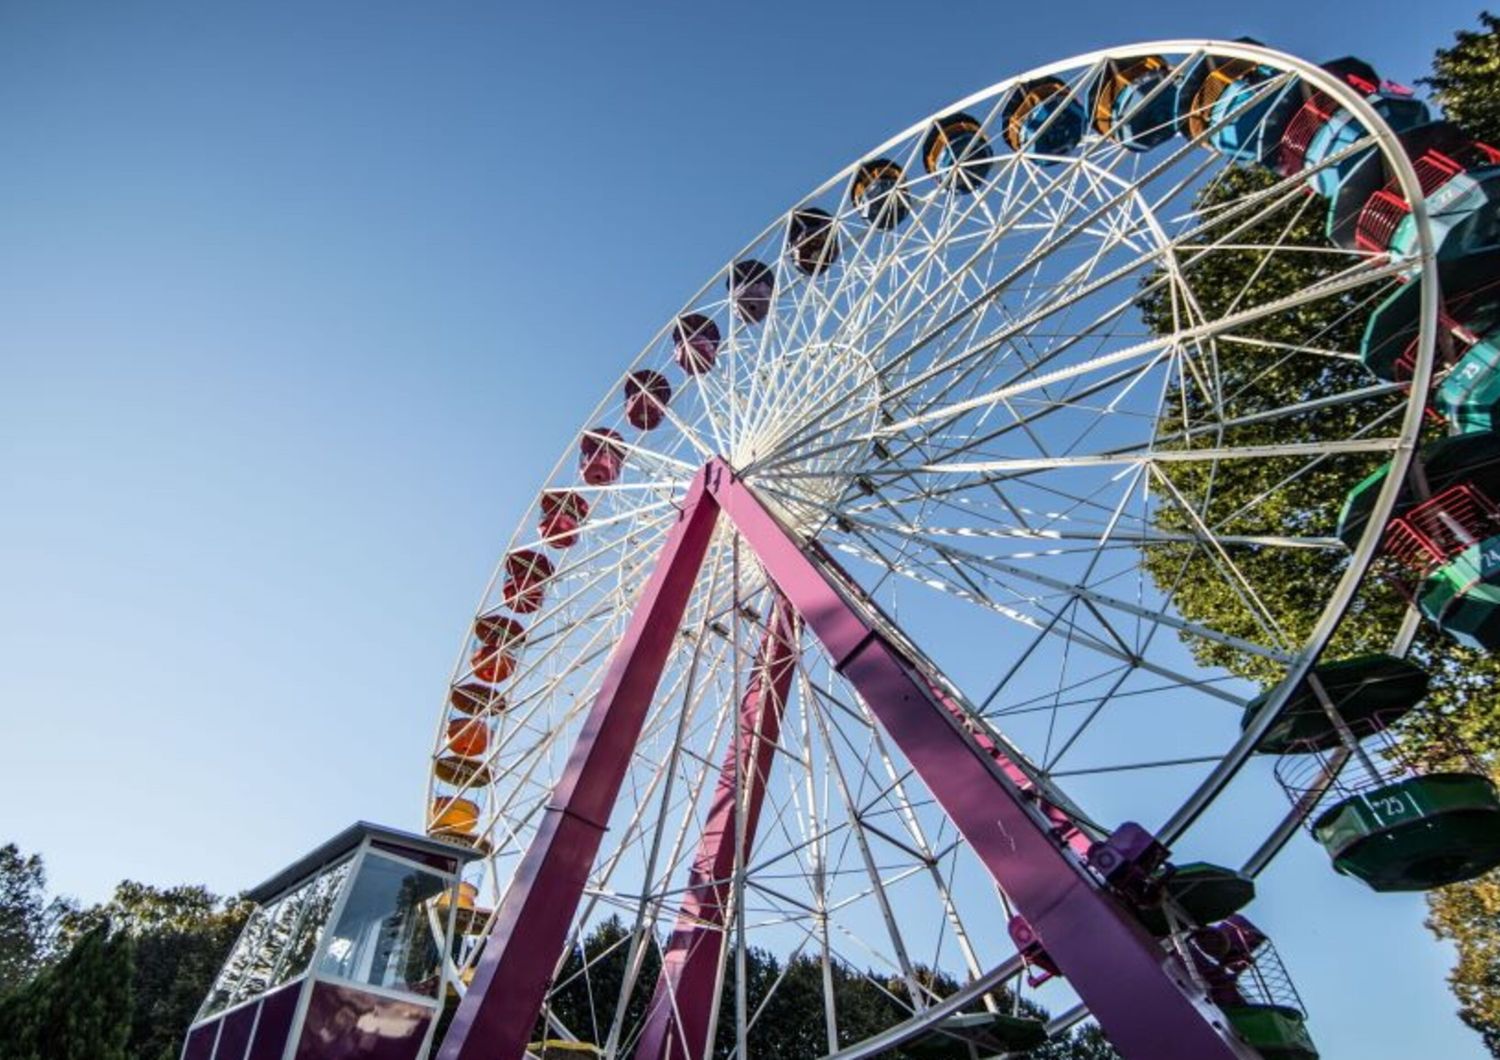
0 2 1491 1056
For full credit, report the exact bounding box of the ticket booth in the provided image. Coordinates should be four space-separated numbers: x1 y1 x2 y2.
181 822 478 1060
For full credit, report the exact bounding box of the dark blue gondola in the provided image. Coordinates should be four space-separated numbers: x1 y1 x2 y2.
922 112 994 194
850 159 911 229
1003 78 1086 161
786 207 839 276
1092 55 1178 152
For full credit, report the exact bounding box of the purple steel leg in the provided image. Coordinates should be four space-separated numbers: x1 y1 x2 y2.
440 459 1251 1059
707 461 1254 1060
633 597 799 1060
437 470 721 1060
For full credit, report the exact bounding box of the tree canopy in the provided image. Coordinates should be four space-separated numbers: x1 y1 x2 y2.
1422 12 1500 146
65 882 250 1060
0 922 135 1060
1136 14 1500 1050
523 916 1116 1059
0 844 65 998
0 856 248 1060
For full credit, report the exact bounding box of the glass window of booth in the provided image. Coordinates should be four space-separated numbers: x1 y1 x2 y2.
317 852 447 998
196 856 353 1020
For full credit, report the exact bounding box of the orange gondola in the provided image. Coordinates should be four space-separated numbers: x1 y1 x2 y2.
450 681 505 715
922 112 993 193
446 717 489 758
429 796 481 837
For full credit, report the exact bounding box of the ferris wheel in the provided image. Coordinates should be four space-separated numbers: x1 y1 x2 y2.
422 40 1500 1060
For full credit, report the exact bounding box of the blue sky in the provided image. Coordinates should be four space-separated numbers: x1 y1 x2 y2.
0 2 1492 1056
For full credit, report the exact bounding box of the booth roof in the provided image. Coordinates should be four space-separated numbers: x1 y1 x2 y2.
246 820 479 903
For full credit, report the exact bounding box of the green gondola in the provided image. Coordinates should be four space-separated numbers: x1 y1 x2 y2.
1313 772 1500 891
1241 655 1429 754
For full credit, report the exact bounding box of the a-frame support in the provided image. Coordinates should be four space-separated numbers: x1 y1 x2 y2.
437 460 1255 1060
632 595 798 1060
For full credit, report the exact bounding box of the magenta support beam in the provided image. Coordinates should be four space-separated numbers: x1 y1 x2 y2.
437 471 721 1060
919 673 1093 860
440 459 1252 1059
633 597 799 1060
706 461 1254 1060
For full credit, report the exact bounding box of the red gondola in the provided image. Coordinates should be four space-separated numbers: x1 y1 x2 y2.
450 681 506 715
475 613 526 648
503 549 555 614
728 259 775 325
580 428 626 486
625 370 672 430
470 643 515 684
673 313 721 374
539 490 591 548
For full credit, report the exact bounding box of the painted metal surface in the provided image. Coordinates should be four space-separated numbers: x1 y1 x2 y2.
182 1023 219 1060
706 461 1254 1059
216 1001 258 1060
437 471 723 1060
246 981 301 1060
633 596 799 1060
293 980 433 1060
435 459 1260 1058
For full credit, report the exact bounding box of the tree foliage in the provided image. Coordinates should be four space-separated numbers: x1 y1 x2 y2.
524 916 1116 1058
0 922 135 1060
1137 90 1500 1054
0 844 66 998
65 882 250 1060
1136 163 1403 685
1422 12 1500 146
0 849 247 1060
1429 874 1500 1054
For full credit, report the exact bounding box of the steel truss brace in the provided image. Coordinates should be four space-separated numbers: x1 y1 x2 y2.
437 460 1254 1060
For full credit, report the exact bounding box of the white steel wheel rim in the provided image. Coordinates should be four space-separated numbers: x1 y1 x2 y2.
428 40 1437 1056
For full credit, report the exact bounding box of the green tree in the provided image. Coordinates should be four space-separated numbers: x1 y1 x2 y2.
1409 18 1500 1044
1137 149 1500 1053
0 844 62 996
1032 1024 1120 1060
1136 163 1405 685
62 881 249 1060
543 915 662 1049
521 916 1115 1057
0 922 135 1060
1422 13 1500 146
1429 875 1500 1055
